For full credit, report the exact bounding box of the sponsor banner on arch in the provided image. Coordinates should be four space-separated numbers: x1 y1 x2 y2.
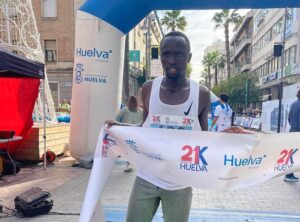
80 126 300 221
70 11 125 159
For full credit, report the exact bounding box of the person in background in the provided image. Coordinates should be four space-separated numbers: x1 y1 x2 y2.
284 89 300 182
115 95 143 172
58 98 71 113
68 99 72 113
210 93 233 132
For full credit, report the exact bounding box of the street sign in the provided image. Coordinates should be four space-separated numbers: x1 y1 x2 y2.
129 50 140 62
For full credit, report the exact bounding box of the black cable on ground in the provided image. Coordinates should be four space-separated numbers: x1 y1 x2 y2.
49 211 80 216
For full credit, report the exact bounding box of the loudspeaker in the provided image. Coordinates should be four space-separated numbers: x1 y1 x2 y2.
274 44 283 57
15 187 53 217
151 47 158 59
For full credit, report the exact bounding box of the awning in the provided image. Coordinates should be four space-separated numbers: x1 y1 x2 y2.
0 48 44 79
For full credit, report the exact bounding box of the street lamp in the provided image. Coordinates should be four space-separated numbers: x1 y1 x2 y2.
141 15 152 81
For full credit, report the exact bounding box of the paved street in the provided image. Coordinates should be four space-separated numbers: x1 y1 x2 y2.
0 157 300 221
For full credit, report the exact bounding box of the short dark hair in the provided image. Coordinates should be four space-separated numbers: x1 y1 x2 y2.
297 89 300 99
219 93 229 103
127 96 138 105
160 31 191 53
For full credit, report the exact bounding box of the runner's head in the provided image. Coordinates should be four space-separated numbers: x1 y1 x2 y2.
127 96 138 111
160 31 192 79
297 89 300 99
219 93 229 103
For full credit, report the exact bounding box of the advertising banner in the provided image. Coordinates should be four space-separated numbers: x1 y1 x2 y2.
250 118 262 129
80 126 300 221
70 11 125 159
261 98 296 133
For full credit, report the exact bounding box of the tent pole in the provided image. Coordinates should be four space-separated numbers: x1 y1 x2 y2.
43 78 47 170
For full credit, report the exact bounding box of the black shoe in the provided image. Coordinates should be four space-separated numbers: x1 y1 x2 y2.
284 174 299 182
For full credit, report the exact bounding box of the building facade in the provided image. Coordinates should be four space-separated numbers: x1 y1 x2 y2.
231 10 254 76
251 8 300 101
32 0 75 107
127 12 163 99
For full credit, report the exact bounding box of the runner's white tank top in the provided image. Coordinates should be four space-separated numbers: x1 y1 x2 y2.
138 76 201 190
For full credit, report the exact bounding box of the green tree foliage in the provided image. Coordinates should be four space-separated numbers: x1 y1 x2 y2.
186 63 192 78
200 67 210 88
212 72 261 108
161 10 187 31
212 10 242 79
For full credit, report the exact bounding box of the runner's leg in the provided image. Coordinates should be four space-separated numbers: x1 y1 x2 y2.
126 177 160 222
160 187 192 222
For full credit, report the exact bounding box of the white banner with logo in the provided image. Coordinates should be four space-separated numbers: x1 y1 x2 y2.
70 11 125 159
80 126 300 222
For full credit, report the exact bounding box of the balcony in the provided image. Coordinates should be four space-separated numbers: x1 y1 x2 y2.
241 58 252 72
241 63 251 72
233 35 252 60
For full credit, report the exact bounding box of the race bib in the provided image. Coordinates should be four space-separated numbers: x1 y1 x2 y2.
151 114 195 130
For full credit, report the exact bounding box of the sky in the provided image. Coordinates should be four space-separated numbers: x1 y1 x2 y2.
158 10 249 82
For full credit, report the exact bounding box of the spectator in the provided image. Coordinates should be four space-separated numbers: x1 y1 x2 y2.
115 96 143 172
284 89 300 182
58 98 71 113
210 93 233 132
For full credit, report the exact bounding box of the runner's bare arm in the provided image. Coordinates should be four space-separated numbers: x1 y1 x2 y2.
141 80 153 122
198 85 210 131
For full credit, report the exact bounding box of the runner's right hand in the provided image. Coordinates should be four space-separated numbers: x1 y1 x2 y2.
105 120 121 128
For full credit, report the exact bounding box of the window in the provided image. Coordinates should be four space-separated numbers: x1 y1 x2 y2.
254 10 269 30
285 50 289 66
42 0 57 17
289 46 297 64
268 60 272 73
275 57 279 70
272 18 283 37
44 40 57 62
293 46 297 64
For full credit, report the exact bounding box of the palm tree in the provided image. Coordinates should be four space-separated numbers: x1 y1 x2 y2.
203 50 224 88
202 53 214 89
214 52 226 86
161 10 187 31
200 67 210 88
212 10 242 79
211 51 221 87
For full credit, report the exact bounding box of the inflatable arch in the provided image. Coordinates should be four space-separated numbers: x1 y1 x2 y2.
70 0 300 159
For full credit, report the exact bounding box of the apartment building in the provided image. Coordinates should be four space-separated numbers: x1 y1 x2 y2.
32 0 74 107
251 8 300 100
230 10 254 76
128 12 163 98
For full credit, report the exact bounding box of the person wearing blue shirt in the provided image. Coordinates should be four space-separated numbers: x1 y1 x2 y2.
284 89 300 182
